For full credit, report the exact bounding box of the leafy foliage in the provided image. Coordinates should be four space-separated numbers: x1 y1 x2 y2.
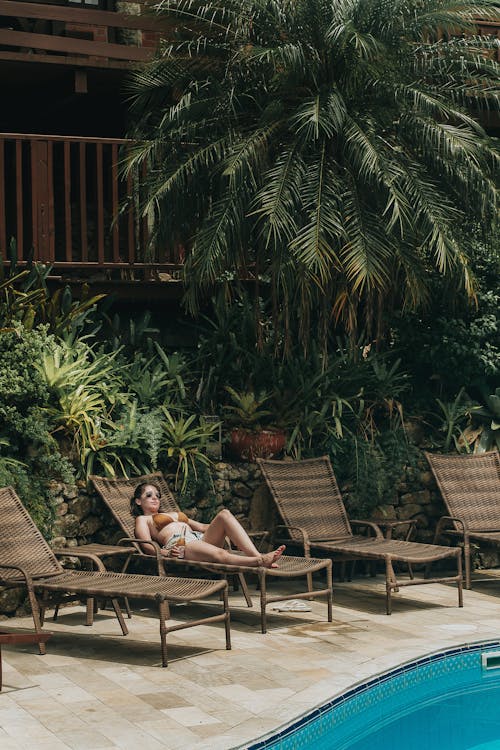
390 227 500 408
0 254 105 338
330 429 421 517
128 0 499 349
160 409 221 490
464 387 500 452
223 387 273 429
0 328 74 534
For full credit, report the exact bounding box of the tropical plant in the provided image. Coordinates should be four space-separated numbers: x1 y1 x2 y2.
160 408 221 490
125 353 174 407
82 403 161 479
104 309 160 353
38 339 125 469
39 340 121 392
433 388 472 452
223 386 273 429
153 342 189 404
0 436 27 472
123 343 190 411
127 0 499 350
390 225 500 408
0 327 74 535
463 387 500 452
0 247 105 337
193 293 272 408
0 269 46 328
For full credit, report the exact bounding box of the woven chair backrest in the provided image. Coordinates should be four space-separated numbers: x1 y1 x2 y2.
425 451 500 531
90 472 178 543
0 486 63 580
258 457 352 542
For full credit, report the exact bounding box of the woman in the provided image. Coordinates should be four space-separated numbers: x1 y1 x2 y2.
131 482 286 568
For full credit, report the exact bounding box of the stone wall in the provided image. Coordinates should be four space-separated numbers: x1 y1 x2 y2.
1 457 497 617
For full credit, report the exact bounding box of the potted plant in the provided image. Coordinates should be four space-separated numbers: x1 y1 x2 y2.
223 386 286 461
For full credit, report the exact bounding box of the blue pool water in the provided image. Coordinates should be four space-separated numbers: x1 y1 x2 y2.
249 642 500 750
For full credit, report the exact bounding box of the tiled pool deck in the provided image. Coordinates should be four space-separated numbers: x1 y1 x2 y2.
1 572 500 750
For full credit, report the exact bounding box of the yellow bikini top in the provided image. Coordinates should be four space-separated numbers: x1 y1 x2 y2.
152 512 189 530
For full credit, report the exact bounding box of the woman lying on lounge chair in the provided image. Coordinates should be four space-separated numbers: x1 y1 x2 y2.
131 482 285 568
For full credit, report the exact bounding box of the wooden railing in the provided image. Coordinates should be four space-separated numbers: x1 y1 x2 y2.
0 133 182 271
0 0 161 68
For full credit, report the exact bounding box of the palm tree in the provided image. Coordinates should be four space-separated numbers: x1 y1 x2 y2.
126 0 499 349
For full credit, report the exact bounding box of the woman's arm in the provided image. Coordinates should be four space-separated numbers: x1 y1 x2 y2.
134 516 158 556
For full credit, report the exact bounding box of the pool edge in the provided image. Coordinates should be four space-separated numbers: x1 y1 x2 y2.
238 638 500 750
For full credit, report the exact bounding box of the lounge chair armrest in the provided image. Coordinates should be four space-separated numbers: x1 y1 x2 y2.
350 520 384 539
116 536 145 553
248 530 269 540
225 530 269 552
435 515 469 535
248 530 269 550
275 524 311 556
52 549 107 572
116 538 137 549
0 562 36 587
121 537 167 576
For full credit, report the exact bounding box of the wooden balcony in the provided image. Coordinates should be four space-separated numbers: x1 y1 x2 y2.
0 0 160 70
0 132 183 288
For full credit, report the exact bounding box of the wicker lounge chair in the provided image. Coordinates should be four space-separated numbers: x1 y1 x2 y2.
0 486 231 666
425 450 500 590
91 472 333 633
258 456 464 614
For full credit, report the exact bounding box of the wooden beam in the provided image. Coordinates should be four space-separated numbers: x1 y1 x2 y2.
0 132 129 145
15 140 23 259
0 49 137 68
0 141 6 255
74 69 88 93
0 29 153 61
63 141 72 262
0 0 163 31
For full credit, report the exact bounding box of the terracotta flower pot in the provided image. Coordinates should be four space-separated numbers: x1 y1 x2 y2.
229 428 286 462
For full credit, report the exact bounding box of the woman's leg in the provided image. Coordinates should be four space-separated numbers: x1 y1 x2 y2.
184 540 286 568
202 509 261 555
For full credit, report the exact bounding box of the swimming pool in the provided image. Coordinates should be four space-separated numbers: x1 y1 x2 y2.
247 641 500 750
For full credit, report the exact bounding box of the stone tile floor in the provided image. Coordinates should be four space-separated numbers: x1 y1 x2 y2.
1 571 500 750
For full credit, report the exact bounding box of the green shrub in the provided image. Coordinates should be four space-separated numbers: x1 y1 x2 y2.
0 327 74 535
391 228 500 409
329 430 421 517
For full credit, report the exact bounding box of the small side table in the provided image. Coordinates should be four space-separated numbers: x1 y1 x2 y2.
0 631 52 690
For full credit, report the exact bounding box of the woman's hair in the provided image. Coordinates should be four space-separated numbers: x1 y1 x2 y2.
130 482 162 517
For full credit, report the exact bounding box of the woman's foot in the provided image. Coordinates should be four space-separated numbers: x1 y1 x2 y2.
261 545 286 568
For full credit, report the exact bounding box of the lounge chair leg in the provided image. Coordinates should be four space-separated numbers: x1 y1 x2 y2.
340 561 347 582
326 561 333 622
110 598 128 635
223 585 231 650
158 600 169 667
259 571 267 634
457 553 463 607
86 598 95 626
385 559 395 615
27 587 47 655
464 537 472 590
238 573 253 608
